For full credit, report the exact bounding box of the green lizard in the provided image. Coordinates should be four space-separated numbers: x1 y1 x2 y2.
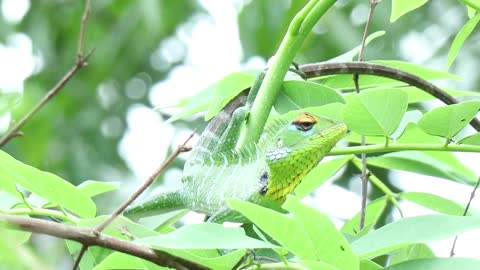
125 70 347 222
125 61 479 223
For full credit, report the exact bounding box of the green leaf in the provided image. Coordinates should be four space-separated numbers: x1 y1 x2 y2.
388 243 435 266
0 150 96 218
136 223 277 249
360 259 383 270
1 217 32 245
137 209 189 232
78 215 158 239
396 123 442 143
95 250 246 270
67 215 160 270
367 123 477 184
322 74 402 91
446 12 480 70
274 80 345 114
418 101 480 140
375 86 480 104
166 83 216 123
282 196 359 270
351 214 480 258
229 197 359 270
281 102 345 122
390 110 423 139
390 0 429 22
205 71 257 120
226 199 302 252
328 31 386 62
458 132 480 145
367 151 477 184
342 89 408 136
0 180 23 201
66 241 108 270
297 260 342 270
93 252 166 270
183 250 246 270
467 6 477 18
399 192 466 215
0 227 35 269
384 258 480 270
345 120 435 145
154 248 246 270
295 155 352 198
342 197 388 236
77 180 119 198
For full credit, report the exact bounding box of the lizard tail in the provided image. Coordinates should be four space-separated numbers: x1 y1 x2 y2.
123 190 189 220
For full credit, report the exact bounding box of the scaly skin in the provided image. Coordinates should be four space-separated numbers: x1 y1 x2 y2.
125 112 347 222
264 113 346 200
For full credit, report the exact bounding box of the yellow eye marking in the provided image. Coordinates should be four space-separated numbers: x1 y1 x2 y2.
292 113 317 131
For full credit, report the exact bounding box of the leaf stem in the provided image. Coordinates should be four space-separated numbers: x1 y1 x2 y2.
2 207 79 223
328 143 480 156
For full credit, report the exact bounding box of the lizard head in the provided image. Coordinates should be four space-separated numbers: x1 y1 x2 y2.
263 112 347 201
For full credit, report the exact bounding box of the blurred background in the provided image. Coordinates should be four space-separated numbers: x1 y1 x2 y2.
0 0 479 268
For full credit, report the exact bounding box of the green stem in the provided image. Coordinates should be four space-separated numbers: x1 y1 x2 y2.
237 0 337 148
2 207 79 223
328 143 480 156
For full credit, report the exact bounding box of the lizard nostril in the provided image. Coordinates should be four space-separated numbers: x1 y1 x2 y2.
277 138 283 147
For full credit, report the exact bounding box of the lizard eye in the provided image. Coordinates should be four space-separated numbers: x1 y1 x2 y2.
292 113 317 131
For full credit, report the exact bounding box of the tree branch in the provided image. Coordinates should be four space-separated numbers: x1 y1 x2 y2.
0 0 95 147
299 61 480 131
70 131 196 268
0 214 209 270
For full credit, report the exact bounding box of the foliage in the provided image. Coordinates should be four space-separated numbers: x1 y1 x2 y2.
1 1 480 270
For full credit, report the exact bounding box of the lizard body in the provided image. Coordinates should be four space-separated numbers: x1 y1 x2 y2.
125 61 477 223
125 98 346 222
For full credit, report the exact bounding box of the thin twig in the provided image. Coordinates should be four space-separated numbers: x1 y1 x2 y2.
0 214 209 270
0 0 95 147
77 0 91 61
357 0 379 62
355 0 379 230
354 70 368 230
0 50 94 148
71 245 88 270
71 131 195 268
450 176 480 257
96 130 195 232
